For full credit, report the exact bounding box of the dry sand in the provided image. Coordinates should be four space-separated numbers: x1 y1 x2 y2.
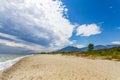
0 54 120 80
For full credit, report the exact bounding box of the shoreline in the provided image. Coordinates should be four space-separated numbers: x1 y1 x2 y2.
1 54 120 80
0 54 33 72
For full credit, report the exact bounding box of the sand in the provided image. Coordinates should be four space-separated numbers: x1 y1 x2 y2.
0 54 120 80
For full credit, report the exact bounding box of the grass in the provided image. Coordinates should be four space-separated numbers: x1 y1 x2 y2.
50 47 120 61
38 47 120 61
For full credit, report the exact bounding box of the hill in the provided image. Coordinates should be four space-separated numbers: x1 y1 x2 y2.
57 45 120 52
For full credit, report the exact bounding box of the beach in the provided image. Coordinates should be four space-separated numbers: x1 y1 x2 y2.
0 54 120 80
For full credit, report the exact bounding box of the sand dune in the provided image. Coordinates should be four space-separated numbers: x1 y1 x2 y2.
0 54 120 80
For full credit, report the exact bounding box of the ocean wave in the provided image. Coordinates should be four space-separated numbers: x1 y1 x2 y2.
0 54 33 71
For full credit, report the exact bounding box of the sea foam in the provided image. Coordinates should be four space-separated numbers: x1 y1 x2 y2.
0 56 24 71
0 54 32 71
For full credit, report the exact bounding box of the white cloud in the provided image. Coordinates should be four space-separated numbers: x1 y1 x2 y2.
111 41 120 45
0 39 55 52
0 39 41 51
0 0 74 52
76 44 85 48
76 24 101 37
0 32 17 40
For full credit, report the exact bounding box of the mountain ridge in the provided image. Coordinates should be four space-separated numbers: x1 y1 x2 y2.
57 44 120 52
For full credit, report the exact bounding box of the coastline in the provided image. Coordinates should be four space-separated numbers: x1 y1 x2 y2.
0 54 33 72
0 54 120 80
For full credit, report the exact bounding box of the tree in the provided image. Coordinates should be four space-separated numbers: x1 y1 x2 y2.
88 43 94 51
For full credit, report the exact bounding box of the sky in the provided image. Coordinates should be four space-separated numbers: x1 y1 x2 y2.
0 0 120 53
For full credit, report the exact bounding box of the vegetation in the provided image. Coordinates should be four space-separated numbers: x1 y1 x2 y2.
39 52 47 54
38 43 120 61
88 43 94 51
51 47 120 61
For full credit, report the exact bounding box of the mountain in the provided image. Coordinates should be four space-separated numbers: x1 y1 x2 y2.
94 45 107 50
57 46 79 52
94 45 120 50
106 45 120 48
57 45 120 52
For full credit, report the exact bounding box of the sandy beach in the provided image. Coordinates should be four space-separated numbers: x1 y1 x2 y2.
0 54 120 80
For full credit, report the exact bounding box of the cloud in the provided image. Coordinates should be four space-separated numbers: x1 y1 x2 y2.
76 24 101 37
76 44 85 48
0 32 52 52
111 41 120 45
0 43 34 54
117 27 120 30
0 0 74 52
109 6 113 9
0 39 42 51
0 32 17 40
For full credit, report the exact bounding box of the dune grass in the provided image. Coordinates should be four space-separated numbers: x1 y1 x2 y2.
49 47 120 61
38 47 120 61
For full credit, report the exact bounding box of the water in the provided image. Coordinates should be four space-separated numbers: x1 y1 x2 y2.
0 54 30 71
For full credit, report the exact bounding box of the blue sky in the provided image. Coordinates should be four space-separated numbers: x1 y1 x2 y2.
62 0 120 46
0 0 120 53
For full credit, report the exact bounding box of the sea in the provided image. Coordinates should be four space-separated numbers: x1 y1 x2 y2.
0 53 32 71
